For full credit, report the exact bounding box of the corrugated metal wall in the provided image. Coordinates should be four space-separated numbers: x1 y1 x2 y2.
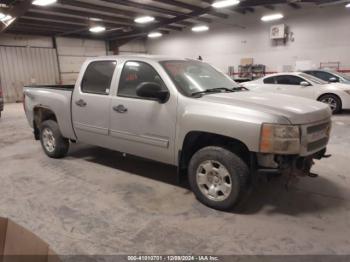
0 46 60 102
56 37 107 84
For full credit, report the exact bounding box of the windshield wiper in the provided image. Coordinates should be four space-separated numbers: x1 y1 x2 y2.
191 87 246 97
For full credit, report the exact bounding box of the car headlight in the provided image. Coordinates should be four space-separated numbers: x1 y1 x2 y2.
260 124 301 154
345 90 350 95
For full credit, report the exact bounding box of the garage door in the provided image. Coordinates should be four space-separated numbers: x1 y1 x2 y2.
0 46 60 103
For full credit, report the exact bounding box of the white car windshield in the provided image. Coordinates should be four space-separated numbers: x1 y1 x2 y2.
161 60 241 96
299 73 328 85
336 72 350 81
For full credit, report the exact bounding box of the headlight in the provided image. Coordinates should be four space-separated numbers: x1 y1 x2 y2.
260 124 301 154
345 90 350 95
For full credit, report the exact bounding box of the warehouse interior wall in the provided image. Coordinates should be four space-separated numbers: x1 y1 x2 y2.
117 39 147 55
146 4 350 74
55 37 107 84
0 34 108 101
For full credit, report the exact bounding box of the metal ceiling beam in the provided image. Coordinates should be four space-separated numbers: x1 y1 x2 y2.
30 6 134 25
148 0 229 19
23 11 185 32
109 6 216 41
17 18 84 30
57 0 192 28
30 6 195 28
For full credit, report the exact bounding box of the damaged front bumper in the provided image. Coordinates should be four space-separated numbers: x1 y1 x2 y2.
255 148 331 178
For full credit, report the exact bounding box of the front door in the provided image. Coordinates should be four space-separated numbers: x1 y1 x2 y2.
72 60 117 144
274 75 315 99
109 61 177 164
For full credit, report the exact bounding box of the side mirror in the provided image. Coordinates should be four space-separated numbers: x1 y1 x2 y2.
300 81 310 87
329 77 338 83
136 82 169 103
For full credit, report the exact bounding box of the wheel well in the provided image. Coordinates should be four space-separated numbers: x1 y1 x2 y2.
33 107 57 139
317 93 342 106
179 131 251 171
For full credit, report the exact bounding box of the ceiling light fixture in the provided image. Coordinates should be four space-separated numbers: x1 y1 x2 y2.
32 0 57 6
0 13 12 22
261 13 284 22
346 3 350 8
212 0 240 8
148 32 162 38
134 16 155 24
89 26 106 33
191 25 209 32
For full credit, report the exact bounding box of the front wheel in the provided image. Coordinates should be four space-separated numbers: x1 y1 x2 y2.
188 146 249 211
318 94 342 114
40 120 69 158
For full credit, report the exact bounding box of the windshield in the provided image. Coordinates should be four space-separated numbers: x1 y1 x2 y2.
299 73 328 85
161 60 240 96
335 72 350 81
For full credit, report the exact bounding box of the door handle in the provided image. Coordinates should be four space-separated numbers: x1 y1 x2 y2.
113 105 128 113
75 99 87 107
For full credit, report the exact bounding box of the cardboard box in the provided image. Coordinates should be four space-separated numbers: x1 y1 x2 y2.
0 217 61 262
240 58 254 66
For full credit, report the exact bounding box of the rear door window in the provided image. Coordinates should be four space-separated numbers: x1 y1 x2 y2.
81 61 117 95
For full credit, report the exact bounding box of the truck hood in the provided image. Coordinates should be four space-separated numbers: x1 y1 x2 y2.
201 91 331 124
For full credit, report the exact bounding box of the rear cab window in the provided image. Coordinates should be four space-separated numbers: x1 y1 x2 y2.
81 61 117 95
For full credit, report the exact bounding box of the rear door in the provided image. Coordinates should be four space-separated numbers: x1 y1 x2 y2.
72 60 117 143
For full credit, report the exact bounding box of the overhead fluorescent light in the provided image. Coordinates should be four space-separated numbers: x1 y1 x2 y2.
32 0 57 6
212 0 240 8
134 16 155 24
191 25 209 32
261 13 284 22
2 15 12 22
148 32 162 38
89 26 106 33
89 17 102 22
0 13 12 22
346 3 350 8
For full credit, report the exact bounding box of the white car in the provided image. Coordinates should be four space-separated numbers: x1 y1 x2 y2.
243 72 350 113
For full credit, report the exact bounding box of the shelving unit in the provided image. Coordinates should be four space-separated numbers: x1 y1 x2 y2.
238 64 266 80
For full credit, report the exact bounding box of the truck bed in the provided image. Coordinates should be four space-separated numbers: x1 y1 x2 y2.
23 84 76 140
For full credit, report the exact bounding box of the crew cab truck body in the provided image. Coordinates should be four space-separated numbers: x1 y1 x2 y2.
24 55 332 210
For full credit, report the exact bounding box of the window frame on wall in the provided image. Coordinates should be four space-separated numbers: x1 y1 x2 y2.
81 60 117 95
117 60 169 101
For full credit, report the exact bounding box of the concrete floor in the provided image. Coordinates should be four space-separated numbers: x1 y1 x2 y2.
0 103 350 256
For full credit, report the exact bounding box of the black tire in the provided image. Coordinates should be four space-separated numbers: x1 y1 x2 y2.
40 120 69 158
318 94 342 114
188 146 249 211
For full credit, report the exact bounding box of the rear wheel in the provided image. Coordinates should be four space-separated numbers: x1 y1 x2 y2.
40 120 69 158
188 146 249 211
318 94 342 114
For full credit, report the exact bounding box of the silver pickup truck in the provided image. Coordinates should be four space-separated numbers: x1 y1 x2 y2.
24 55 332 210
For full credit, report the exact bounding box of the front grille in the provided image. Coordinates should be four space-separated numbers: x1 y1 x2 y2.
307 137 329 152
301 120 331 155
307 122 330 134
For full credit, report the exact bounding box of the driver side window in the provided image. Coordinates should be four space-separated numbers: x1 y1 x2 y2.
118 61 167 98
276 75 305 85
